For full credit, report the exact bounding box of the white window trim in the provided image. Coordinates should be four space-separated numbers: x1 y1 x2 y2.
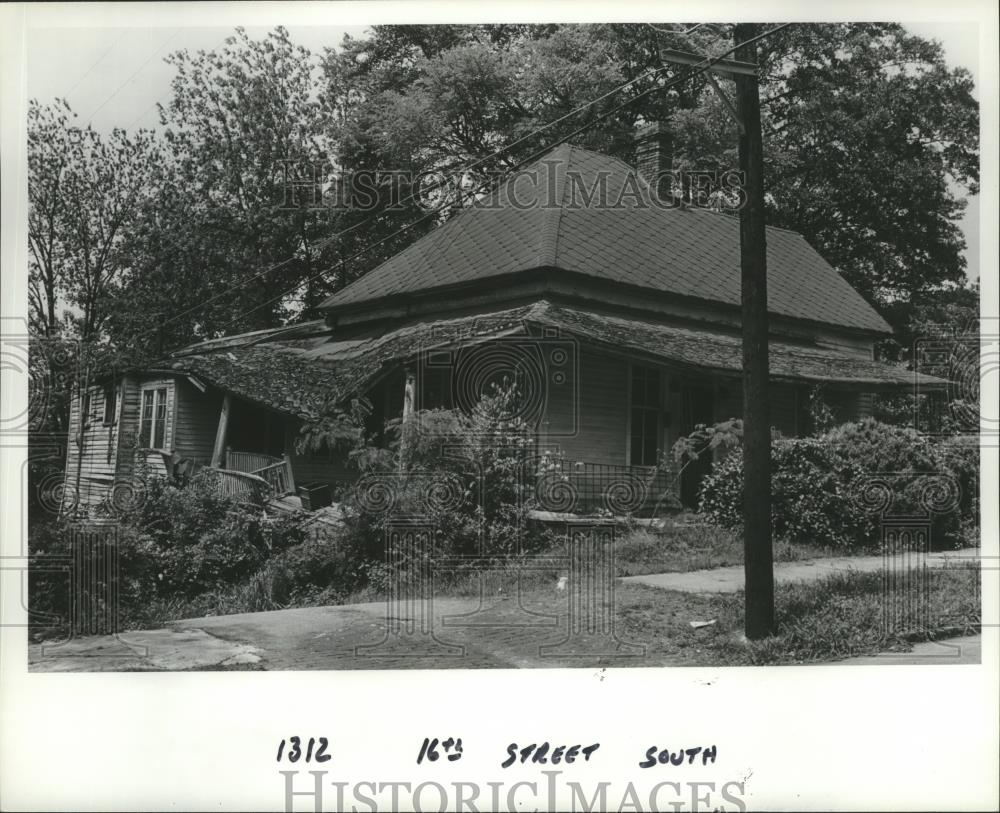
140 385 170 450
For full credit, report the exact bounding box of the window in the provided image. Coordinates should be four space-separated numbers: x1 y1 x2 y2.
629 365 662 467
140 387 168 449
81 391 92 429
103 385 117 425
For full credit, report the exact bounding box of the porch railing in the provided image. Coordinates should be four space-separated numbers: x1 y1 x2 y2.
253 460 293 497
208 449 295 500
204 468 271 501
535 460 675 517
225 449 282 475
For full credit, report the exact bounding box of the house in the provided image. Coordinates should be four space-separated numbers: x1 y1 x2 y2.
61 126 947 517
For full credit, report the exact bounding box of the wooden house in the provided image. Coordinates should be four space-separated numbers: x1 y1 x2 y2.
62 132 947 516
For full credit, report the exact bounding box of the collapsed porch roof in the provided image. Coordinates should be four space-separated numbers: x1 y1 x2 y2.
163 301 947 419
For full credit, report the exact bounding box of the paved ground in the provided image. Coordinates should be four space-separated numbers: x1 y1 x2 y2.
833 634 981 665
29 628 263 672
27 550 982 672
621 549 975 593
29 591 658 671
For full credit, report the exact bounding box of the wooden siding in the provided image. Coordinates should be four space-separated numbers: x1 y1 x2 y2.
826 390 870 423
63 381 122 508
173 379 222 465
542 345 628 466
63 375 178 511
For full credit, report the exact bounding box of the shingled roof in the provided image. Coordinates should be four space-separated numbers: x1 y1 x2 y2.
164 301 939 419
319 144 892 335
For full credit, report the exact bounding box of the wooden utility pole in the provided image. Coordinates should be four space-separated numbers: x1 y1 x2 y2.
733 23 774 638
656 26 775 637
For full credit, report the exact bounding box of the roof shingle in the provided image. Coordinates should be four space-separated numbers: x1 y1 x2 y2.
166 301 938 419
319 144 892 334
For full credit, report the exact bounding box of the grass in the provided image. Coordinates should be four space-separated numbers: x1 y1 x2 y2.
612 523 859 577
613 563 981 665
126 522 880 627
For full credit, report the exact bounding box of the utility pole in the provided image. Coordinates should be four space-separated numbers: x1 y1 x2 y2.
733 22 774 638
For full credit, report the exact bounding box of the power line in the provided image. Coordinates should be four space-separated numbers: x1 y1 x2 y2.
151 25 729 339
211 23 791 335
85 29 180 126
159 56 692 330
63 30 128 105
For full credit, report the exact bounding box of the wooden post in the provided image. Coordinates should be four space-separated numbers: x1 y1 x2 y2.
734 23 775 639
398 370 416 473
282 452 296 495
211 394 231 468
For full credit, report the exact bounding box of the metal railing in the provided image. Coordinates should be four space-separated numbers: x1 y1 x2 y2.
534 459 675 517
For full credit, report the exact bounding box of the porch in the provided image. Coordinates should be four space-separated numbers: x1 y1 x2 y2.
204 449 296 503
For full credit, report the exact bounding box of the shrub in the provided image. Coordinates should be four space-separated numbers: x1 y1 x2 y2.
822 419 963 548
264 531 369 606
697 419 976 551
120 472 309 597
338 379 552 568
699 437 869 549
935 434 980 547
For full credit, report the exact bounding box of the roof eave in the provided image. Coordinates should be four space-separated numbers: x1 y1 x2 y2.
323 266 893 339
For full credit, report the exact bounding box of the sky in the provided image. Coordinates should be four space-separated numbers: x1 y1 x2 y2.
24 21 982 283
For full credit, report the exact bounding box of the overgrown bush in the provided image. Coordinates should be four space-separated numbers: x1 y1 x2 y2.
696 417 976 550
121 471 309 597
929 433 979 547
28 471 314 636
823 418 964 547
264 531 369 606
699 437 871 549
337 379 555 570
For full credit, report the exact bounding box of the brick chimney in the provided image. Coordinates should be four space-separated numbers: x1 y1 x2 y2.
634 122 674 204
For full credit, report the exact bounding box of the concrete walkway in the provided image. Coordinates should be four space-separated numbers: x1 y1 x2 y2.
29 628 263 672
621 549 976 593
833 634 981 665
27 549 981 672
29 593 660 671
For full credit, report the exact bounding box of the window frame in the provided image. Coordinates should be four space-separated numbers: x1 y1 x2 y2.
627 363 664 468
80 390 92 430
139 386 169 450
102 384 118 426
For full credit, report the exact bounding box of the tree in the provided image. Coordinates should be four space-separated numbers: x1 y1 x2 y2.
113 26 334 355
665 24 979 309
319 24 680 284
28 99 160 428
322 24 979 317
27 99 72 339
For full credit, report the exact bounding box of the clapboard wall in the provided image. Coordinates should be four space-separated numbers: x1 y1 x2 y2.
173 379 222 465
541 345 629 466
63 381 121 508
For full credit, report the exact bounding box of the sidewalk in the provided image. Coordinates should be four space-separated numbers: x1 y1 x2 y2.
621 549 976 593
832 634 981 665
